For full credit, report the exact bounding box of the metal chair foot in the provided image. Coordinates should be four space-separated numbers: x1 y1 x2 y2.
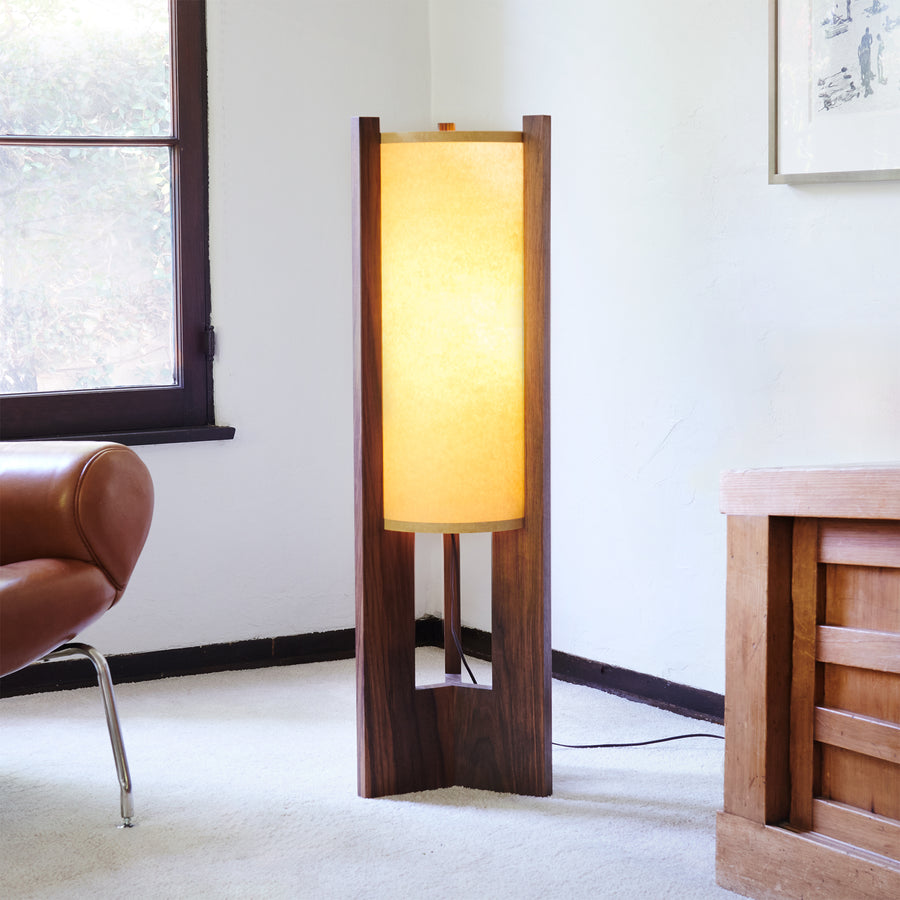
46 643 134 826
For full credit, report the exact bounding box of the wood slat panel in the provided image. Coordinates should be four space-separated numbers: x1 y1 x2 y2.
815 706 900 765
462 113 552 796
721 468 900 519
819 520 900 568
812 798 900 862
818 626 900 675
443 534 461 676
791 519 822 830
825 565 900 631
716 812 900 899
820 745 900 820
354 117 453 796
824 665 900 724
723 516 793 824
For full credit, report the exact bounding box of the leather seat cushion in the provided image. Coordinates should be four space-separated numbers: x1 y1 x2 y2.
0 559 117 677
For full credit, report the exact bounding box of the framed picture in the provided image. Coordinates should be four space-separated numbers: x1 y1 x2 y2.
770 0 900 182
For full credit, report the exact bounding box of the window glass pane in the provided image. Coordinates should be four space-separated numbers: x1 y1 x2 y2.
0 146 176 393
0 0 171 137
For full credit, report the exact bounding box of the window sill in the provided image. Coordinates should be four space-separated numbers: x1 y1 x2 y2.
20 425 237 447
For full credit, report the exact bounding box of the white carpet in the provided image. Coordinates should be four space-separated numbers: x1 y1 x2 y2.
0 651 738 899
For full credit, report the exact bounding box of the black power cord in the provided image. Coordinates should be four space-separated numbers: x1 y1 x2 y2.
553 733 723 749
451 639 724 749
449 621 479 685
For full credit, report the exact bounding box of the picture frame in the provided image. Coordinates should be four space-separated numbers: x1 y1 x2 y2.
769 0 900 182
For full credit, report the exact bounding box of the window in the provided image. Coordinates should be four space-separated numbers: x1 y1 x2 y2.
0 0 232 443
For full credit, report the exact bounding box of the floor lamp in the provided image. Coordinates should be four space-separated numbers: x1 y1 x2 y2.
352 116 550 798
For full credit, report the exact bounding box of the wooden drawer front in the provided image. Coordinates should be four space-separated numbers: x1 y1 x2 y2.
791 521 900 861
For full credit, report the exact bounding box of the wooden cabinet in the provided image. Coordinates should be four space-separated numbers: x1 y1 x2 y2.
717 467 900 899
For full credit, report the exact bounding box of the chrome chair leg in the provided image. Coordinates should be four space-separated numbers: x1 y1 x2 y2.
47 643 134 827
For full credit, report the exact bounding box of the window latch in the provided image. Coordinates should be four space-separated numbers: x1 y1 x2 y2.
205 325 217 360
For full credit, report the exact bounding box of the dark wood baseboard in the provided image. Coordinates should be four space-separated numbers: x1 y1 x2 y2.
1 618 724 723
417 616 723 723
550 646 724 723
0 629 356 698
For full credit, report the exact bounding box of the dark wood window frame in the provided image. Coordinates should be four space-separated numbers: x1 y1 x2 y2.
0 0 233 446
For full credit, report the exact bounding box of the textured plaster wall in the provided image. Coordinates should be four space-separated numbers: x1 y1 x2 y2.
79 0 899 696
78 0 432 655
428 0 900 691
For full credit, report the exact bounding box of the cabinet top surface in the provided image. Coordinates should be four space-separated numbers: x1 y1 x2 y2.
721 466 900 519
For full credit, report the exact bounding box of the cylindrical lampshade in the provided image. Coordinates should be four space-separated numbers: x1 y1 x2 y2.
380 133 525 533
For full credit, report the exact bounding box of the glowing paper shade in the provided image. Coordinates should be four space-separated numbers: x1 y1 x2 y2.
380 133 525 533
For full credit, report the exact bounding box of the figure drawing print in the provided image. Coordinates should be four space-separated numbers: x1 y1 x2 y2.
814 0 899 114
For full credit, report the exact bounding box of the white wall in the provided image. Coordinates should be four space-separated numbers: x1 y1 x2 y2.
429 0 900 692
81 0 900 695
79 0 432 654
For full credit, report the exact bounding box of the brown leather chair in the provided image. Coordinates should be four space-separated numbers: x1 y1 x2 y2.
0 441 154 826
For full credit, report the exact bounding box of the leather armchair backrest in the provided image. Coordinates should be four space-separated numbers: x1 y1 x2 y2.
0 442 154 595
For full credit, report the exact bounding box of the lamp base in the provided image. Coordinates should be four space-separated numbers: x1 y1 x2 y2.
356 530 550 798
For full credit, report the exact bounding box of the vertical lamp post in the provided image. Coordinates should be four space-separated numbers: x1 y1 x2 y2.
353 116 550 797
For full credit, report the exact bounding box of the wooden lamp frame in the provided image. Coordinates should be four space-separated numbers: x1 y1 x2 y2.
352 116 551 798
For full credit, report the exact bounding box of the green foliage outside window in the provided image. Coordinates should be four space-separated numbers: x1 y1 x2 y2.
0 0 177 394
